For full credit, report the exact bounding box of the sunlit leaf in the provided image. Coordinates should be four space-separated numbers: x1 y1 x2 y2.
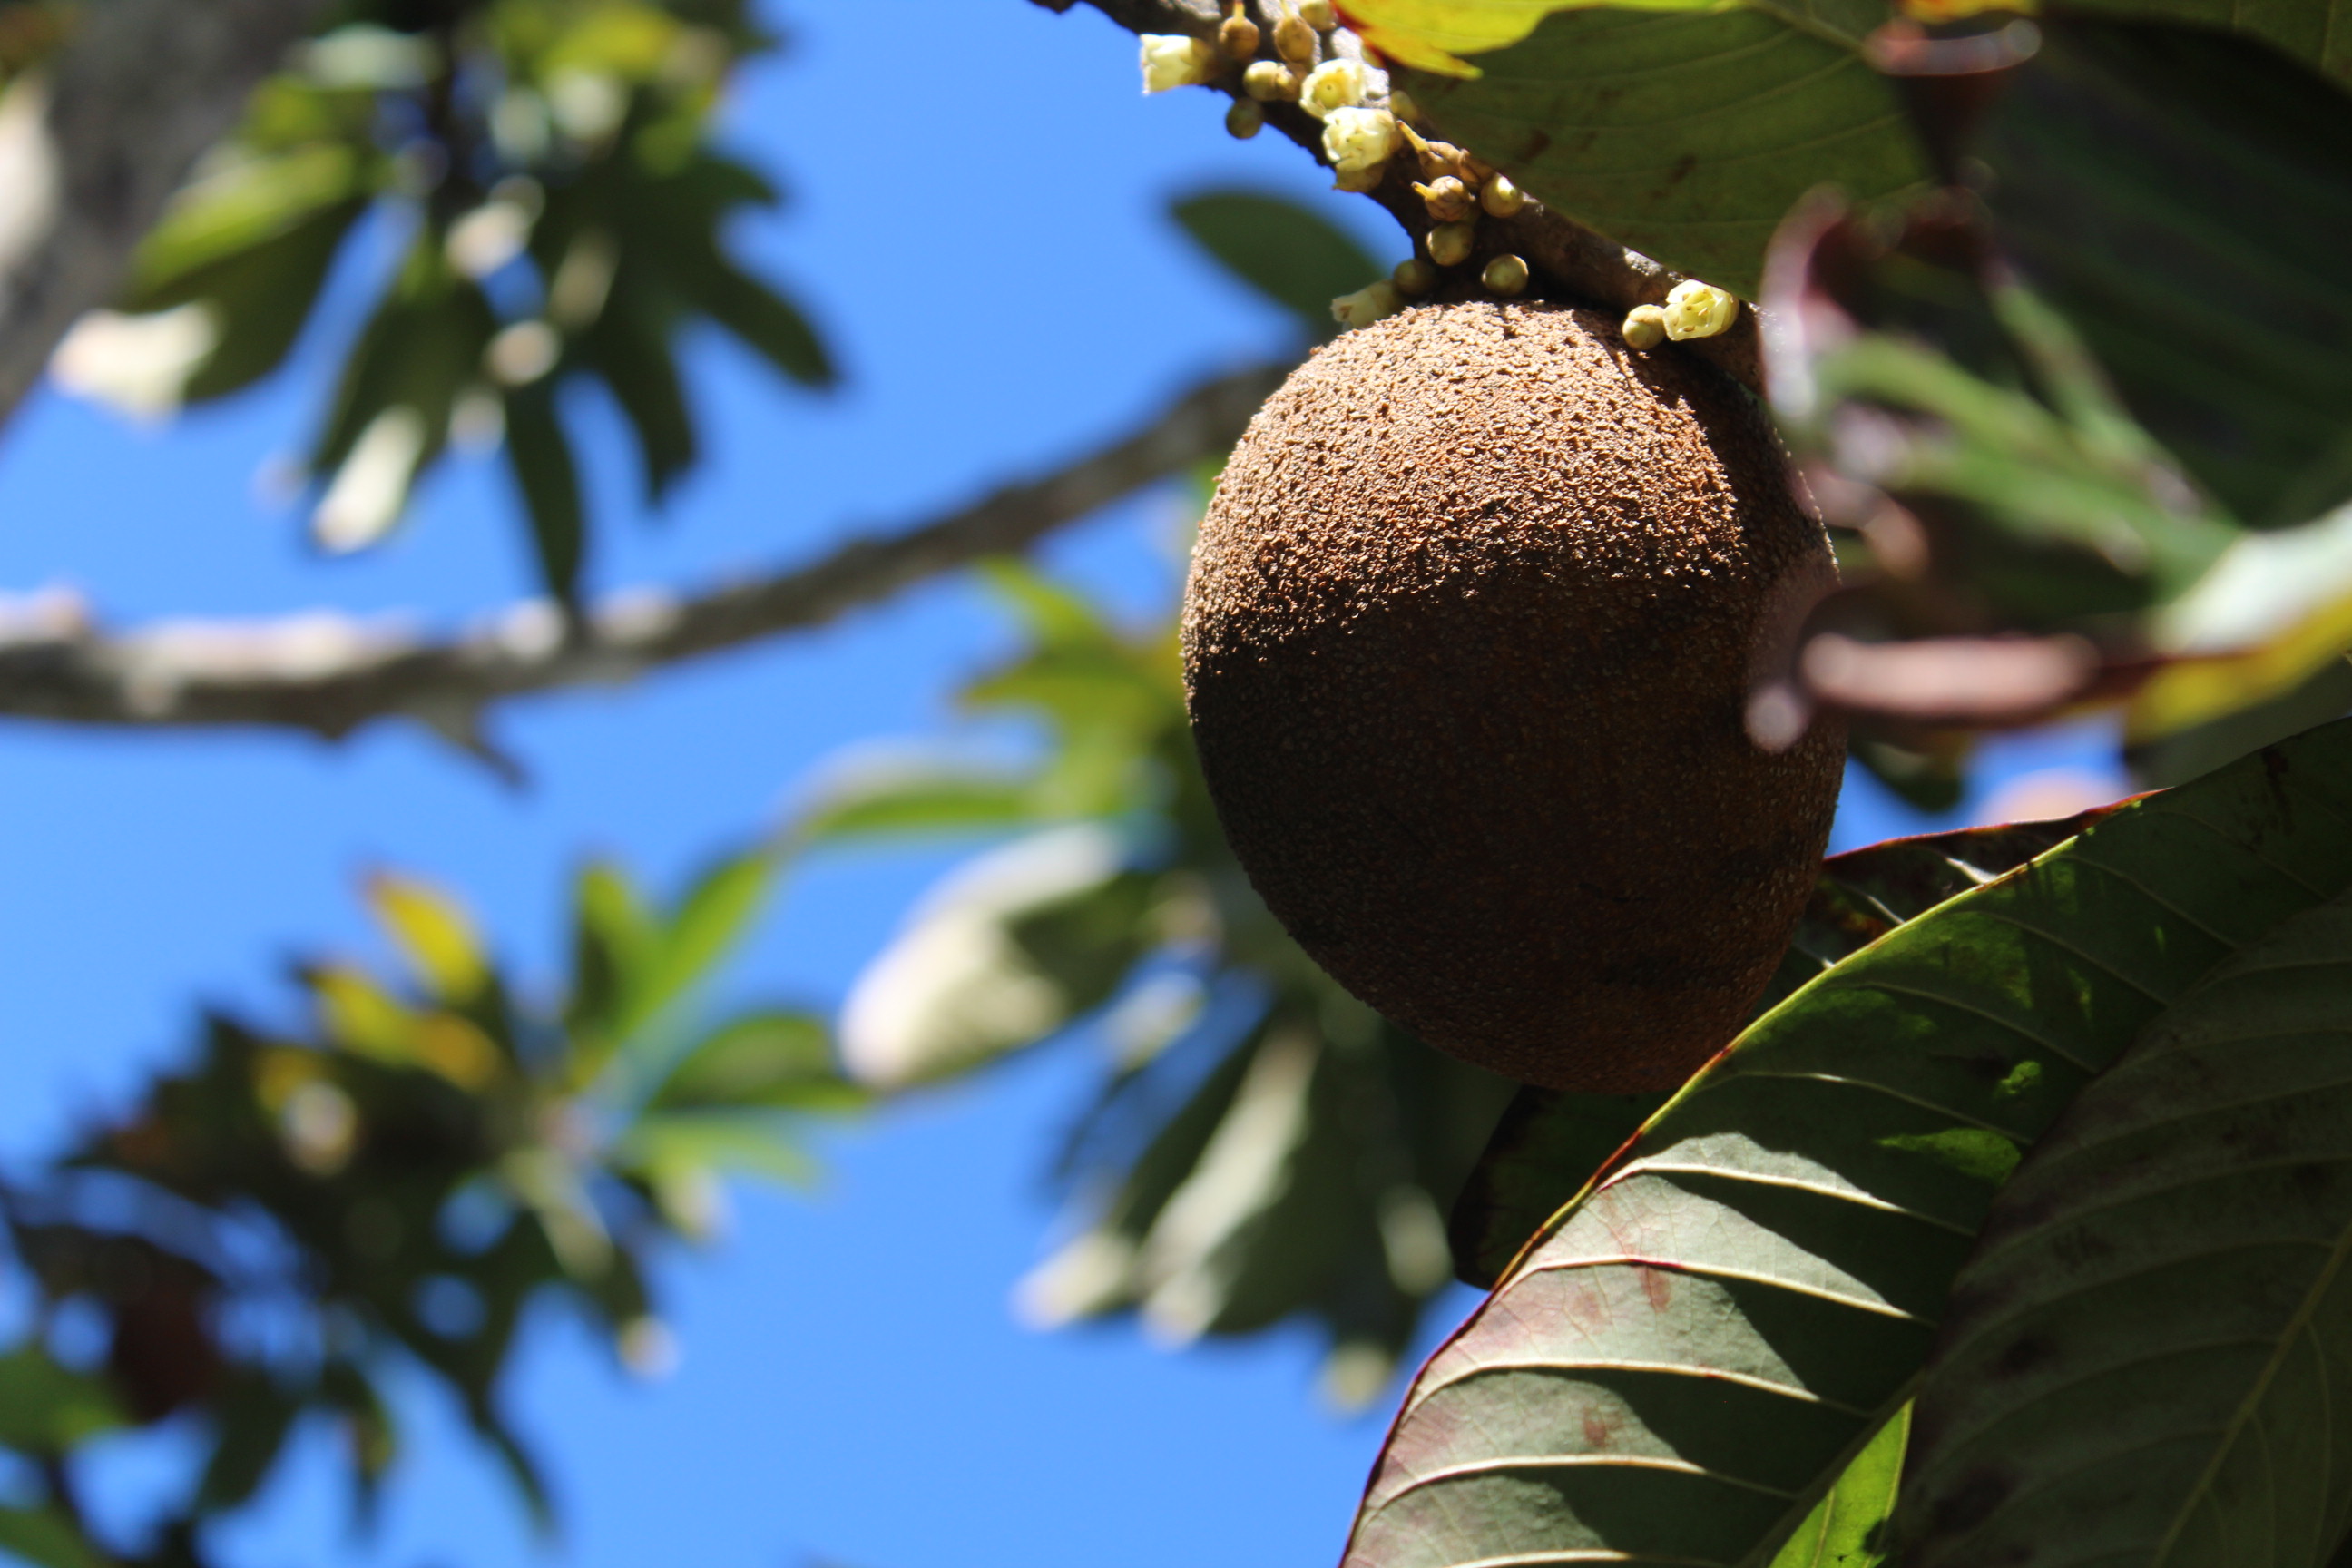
646 1012 854 1111
364 870 489 1003
1769 1405 1907 1568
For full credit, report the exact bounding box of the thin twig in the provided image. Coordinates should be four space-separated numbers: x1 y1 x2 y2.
0 363 1288 745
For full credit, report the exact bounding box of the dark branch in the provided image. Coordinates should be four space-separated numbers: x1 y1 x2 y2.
0 363 1288 743
0 0 326 431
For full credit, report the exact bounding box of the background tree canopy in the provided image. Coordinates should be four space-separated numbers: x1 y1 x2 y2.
0 1 2345 1567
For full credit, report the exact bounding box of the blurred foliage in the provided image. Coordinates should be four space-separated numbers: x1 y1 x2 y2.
1169 189 1380 341
0 853 856 1568
804 563 1516 1408
51 0 832 601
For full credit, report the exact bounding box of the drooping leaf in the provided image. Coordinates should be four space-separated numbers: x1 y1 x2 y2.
1970 18 2352 527
503 377 587 605
581 281 697 504
1341 716 2352 1568
1901 890 2352 1567
1449 811 2102 1287
1170 189 1382 338
630 848 774 1036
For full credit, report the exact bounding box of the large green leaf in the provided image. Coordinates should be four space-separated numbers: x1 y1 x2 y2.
1901 890 2352 1567
1972 19 2352 527
1770 1404 1908 1568
1340 717 2352 1568
1400 3 1924 297
1170 189 1382 339
1449 813 2101 1288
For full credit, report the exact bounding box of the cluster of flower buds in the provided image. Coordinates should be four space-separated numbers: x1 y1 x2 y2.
1388 123 1530 301
1621 279 1740 348
1140 6 1409 194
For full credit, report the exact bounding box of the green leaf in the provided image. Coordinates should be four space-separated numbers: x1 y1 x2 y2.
635 849 774 1033
1339 716 2352 1568
363 870 488 1003
1402 5 1924 298
0 1345 122 1452
582 281 696 504
196 1377 301 1512
1972 19 2352 527
1901 890 2352 1567
646 1011 855 1111
622 1109 821 1188
675 245 832 387
503 378 586 605
1769 1405 1907 1568
1448 813 2098 1289
795 768 1043 843
131 144 368 293
568 857 658 1041
0 1507 107 1568
1170 189 1381 338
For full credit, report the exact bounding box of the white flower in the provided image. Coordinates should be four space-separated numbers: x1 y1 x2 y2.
1662 279 1740 341
1140 34 1218 93
1331 280 1405 330
1322 106 1400 176
1298 57 1367 119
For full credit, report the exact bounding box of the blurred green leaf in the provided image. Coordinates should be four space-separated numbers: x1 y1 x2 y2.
647 1012 854 1111
581 282 697 503
797 769 1043 843
364 870 489 1003
1170 189 1381 338
622 1109 822 1188
568 858 658 1042
196 1377 302 1513
1342 716 2352 1568
503 377 587 603
0 1507 106 1568
1973 19 2352 527
0 1345 122 1453
629 849 774 1039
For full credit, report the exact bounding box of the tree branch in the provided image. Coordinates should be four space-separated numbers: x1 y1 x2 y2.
0 363 1288 747
1063 0 1761 392
0 0 324 432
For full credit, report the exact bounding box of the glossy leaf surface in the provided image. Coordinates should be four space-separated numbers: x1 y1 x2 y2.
1342 718 2352 1568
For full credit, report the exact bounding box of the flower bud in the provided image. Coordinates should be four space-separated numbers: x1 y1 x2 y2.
1426 220 1475 268
1387 88 1424 125
1392 257 1437 297
1415 175 1474 222
1458 152 1497 187
1242 59 1300 100
1396 122 1464 181
1481 253 1530 297
1331 161 1387 192
1298 0 1338 27
1621 304 1669 350
1140 34 1219 93
1322 106 1399 175
1225 96 1265 139
1273 11 1318 64
1661 279 1739 340
1219 4 1261 60
1298 57 1367 118
1480 173 1525 218
1331 280 1405 330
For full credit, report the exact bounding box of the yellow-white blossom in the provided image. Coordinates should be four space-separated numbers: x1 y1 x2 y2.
1331 280 1405 330
1140 34 1218 93
1322 105 1399 176
1298 57 1367 119
1661 279 1740 340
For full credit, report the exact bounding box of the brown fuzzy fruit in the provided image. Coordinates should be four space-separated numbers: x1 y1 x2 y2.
1181 302 1844 1092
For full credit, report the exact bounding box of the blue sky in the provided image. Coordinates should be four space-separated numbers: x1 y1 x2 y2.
0 5 2128 1565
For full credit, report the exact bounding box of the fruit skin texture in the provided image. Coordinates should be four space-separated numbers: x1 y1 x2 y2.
1181 302 1844 1093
